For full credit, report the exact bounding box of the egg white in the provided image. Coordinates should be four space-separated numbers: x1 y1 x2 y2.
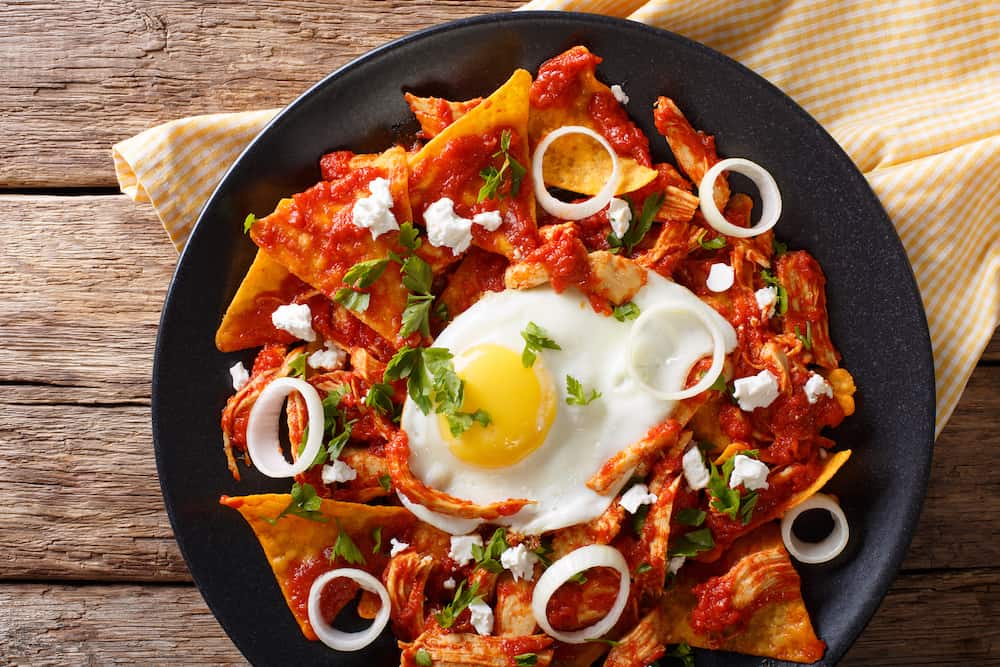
400 271 737 535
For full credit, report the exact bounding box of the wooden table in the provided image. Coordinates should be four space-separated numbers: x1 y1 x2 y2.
1 2 997 664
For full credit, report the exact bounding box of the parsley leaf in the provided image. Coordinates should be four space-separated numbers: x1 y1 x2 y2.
606 231 623 254
242 213 256 234
773 238 788 256
288 352 307 378
709 374 729 393
434 300 450 322
612 302 641 322
740 490 759 526
383 346 477 429
331 518 365 566
435 580 482 629
568 572 588 584
635 562 653 574
445 409 492 437
761 269 789 315
675 508 706 527
584 638 619 647
364 382 396 418
618 191 664 254
565 375 601 406
632 503 651 536
471 528 508 574
668 527 715 558
698 235 727 250
478 129 525 202
343 258 389 289
333 287 370 313
401 255 433 294
520 322 561 368
795 322 813 351
663 642 695 667
707 457 742 520
398 222 422 252
400 293 434 338
266 482 327 524
514 654 537 667
415 649 433 666
372 526 383 554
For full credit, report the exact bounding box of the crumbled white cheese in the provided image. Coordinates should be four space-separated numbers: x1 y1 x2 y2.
610 84 630 105
442 577 456 590
728 454 770 490
468 599 494 636
389 538 410 557
732 369 780 411
706 263 735 292
424 198 500 253
308 341 347 370
804 373 834 404
229 362 249 391
500 543 539 582
607 197 632 238
448 534 484 566
619 483 658 514
667 556 686 575
472 210 503 231
755 286 778 318
321 460 357 485
682 447 710 491
351 177 399 239
271 303 316 342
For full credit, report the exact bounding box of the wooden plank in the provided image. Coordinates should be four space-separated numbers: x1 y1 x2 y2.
0 193 997 580
1 569 997 664
984 328 1000 362
0 0 523 188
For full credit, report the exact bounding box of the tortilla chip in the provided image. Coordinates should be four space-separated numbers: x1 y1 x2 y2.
528 46 657 196
249 146 418 346
657 524 825 663
785 450 851 511
409 69 538 259
221 493 414 640
404 93 483 139
215 247 309 352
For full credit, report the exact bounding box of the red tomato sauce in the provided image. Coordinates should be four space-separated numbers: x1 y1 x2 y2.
545 567 620 631
588 91 652 166
530 46 602 109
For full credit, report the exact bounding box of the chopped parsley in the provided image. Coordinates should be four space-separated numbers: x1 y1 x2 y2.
663 642 695 667
608 191 665 255
399 254 436 338
331 518 365 566
242 213 256 234
707 451 762 525
398 221 422 252
675 508 706 527
415 649 433 666
668 527 715 558
471 527 508 574
342 258 389 289
612 301 641 322
445 409 492 437
584 638 619 647
372 526 383 554
266 482 327 525
378 473 392 491
288 352 307 378
364 382 397 418
568 572 588 584
435 580 482 629
760 269 788 315
773 238 788 256
514 654 537 667
478 129 526 202
520 322 561 368
565 375 601 406
632 503 651 536
698 235 727 250
795 321 813 351
635 562 653 574
333 287 370 313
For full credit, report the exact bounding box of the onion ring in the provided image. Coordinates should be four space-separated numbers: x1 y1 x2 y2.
626 303 727 401
246 377 324 478
780 493 850 564
531 544 630 644
531 125 621 220
307 568 390 651
699 158 781 238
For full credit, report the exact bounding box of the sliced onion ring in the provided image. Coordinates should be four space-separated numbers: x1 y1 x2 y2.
626 303 727 401
246 377 324 478
699 157 782 238
781 493 850 564
531 544 630 644
308 568 390 651
531 125 621 220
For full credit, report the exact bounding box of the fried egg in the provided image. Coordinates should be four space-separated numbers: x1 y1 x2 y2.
399 270 737 535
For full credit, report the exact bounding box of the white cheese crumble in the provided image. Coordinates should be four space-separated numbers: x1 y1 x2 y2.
682 447 710 491
442 577 456 590
448 534 484 566
351 177 399 239
755 286 778 318
619 483 657 514
667 556 686 575
706 263 735 292
732 369 780 411
321 460 357 485
271 303 316 342
468 599 494 636
424 197 502 253
804 372 834 404
607 197 632 238
728 454 770 490
229 362 249 391
610 83 630 105
500 543 539 582
389 538 410 557
308 341 347 370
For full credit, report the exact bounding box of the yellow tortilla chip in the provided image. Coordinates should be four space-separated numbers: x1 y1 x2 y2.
409 70 537 259
215 245 307 352
221 493 414 640
656 524 825 663
786 450 852 511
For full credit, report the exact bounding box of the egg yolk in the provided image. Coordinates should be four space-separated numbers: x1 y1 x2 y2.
440 343 556 468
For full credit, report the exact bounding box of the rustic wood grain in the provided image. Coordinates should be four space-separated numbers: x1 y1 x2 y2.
0 0 523 188
1 570 996 665
984 329 1000 362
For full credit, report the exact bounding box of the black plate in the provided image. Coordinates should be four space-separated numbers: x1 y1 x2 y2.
152 12 934 666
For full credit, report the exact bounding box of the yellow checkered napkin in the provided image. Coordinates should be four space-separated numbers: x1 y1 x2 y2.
113 0 999 436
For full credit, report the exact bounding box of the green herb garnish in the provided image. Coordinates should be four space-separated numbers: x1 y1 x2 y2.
266 482 327 525
611 191 664 254
343 258 389 289
698 235 727 250
478 129 526 202
795 321 813 351
514 654 537 667
566 375 601 406
415 649 433 666
668 527 715 558
242 213 256 234
471 527 508 574
612 302 641 322
520 322 561 368
372 526 383 554
675 508 706 527
330 518 365 566
435 580 482 629
761 269 788 315
333 287 370 313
